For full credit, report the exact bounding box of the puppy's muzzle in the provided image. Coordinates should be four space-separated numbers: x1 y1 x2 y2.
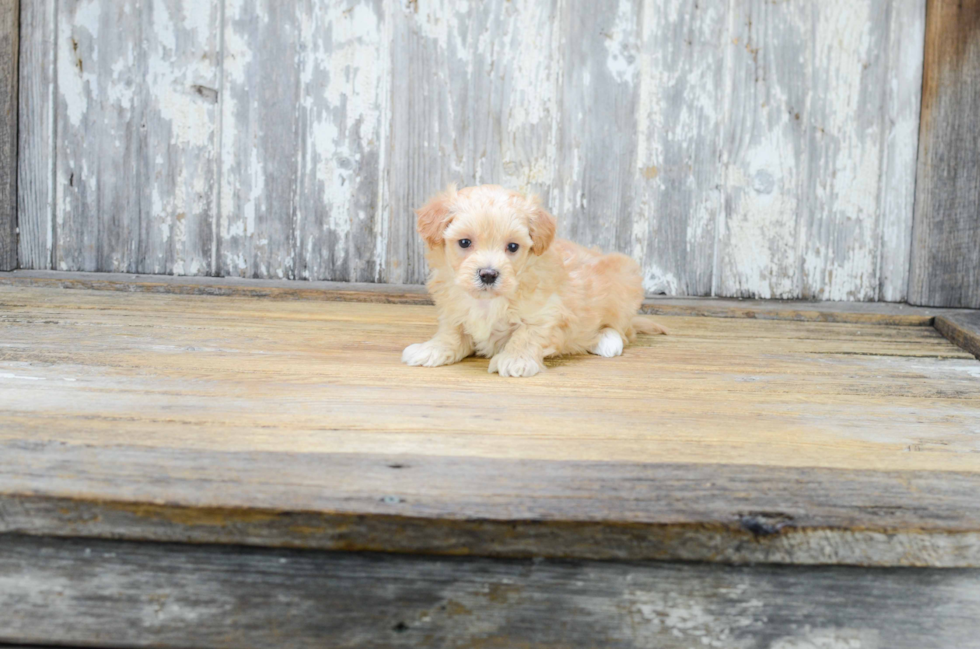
478 268 499 286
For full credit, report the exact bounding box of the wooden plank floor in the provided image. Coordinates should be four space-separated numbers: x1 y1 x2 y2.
2 284 980 566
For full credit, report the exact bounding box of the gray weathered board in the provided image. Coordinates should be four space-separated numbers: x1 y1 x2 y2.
909 0 980 309
17 0 926 302
1 534 979 649
0 0 17 271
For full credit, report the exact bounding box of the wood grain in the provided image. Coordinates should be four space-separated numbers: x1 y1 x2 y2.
2 535 980 649
218 0 386 282
909 0 980 308
717 0 925 301
554 0 637 265
0 0 18 271
139 0 221 277
6 445 980 566
16 0 54 270
936 311 980 360
0 286 979 565
55 0 142 272
632 0 726 296
879 0 928 302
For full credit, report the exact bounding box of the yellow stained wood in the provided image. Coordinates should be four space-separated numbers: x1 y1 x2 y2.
1 286 979 472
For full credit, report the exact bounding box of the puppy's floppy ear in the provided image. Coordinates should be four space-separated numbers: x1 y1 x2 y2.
415 185 458 247
528 202 557 255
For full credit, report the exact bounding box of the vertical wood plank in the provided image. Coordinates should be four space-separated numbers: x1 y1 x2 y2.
716 0 808 299
0 0 18 271
139 0 220 276
799 0 889 301
631 0 728 296
553 0 638 261
384 0 562 285
217 0 301 279
294 0 385 282
221 0 388 282
877 0 926 302
55 0 142 272
909 0 980 308
17 0 56 270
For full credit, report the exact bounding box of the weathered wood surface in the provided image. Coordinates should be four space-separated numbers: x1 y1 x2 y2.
18 0 926 301
51 0 221 275
0 0 17 272
2 535 980 649
1 286 979 565
936 311 980 360
6 444 980 567
16 0 54 270
4 269 973 326
219 0 385 282
909 0 980 309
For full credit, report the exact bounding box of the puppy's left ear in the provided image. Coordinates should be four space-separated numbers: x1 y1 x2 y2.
528 204 557 255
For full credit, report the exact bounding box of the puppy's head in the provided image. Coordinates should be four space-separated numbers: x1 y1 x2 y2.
416 185 557 298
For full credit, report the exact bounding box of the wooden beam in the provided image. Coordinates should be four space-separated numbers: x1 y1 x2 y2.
909 0 980 308
0 0 19 271
1 534 979 649
6 445 980 567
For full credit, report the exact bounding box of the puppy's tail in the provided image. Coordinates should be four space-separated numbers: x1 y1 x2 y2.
632 315 669 336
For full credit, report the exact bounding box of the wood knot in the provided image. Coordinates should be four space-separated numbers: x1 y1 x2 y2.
738 511 794 537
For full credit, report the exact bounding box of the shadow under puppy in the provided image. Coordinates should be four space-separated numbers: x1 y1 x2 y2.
402 184 668 377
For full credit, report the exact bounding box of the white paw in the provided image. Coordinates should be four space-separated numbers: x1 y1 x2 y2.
588 329 624 358
488 353 543 378
402 342 461 367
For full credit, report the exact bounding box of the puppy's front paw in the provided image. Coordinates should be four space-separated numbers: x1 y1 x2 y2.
489 353 543 378
402 341 462 367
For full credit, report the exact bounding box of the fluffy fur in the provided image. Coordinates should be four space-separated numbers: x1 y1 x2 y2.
402 184 667 377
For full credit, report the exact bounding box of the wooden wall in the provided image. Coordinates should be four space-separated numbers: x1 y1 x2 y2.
16 0 928 300
909 0 980 308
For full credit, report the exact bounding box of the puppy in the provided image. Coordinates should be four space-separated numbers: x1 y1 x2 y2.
402 184 667 377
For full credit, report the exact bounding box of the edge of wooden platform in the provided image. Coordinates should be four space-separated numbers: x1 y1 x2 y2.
2 270 971 326
935 312 980 360
4 443 980 568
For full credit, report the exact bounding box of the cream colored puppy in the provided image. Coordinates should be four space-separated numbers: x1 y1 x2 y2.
402 184 667 377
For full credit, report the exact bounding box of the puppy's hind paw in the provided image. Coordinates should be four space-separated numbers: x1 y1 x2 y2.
489 353 543 378
402 342 462 367
588 328 624 358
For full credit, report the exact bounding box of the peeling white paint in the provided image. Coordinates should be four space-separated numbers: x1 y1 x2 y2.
642 263 680 296
624 589 762 648
604 0 638 84
724 128 800 299
38 0 926 299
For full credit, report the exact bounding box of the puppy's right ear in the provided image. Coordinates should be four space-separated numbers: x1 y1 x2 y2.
415 185 458 247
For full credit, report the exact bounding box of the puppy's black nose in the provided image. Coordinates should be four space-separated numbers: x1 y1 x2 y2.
479 268 499 285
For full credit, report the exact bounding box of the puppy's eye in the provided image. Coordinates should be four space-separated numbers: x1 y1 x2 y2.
506 243 520 253
458 239 471 249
